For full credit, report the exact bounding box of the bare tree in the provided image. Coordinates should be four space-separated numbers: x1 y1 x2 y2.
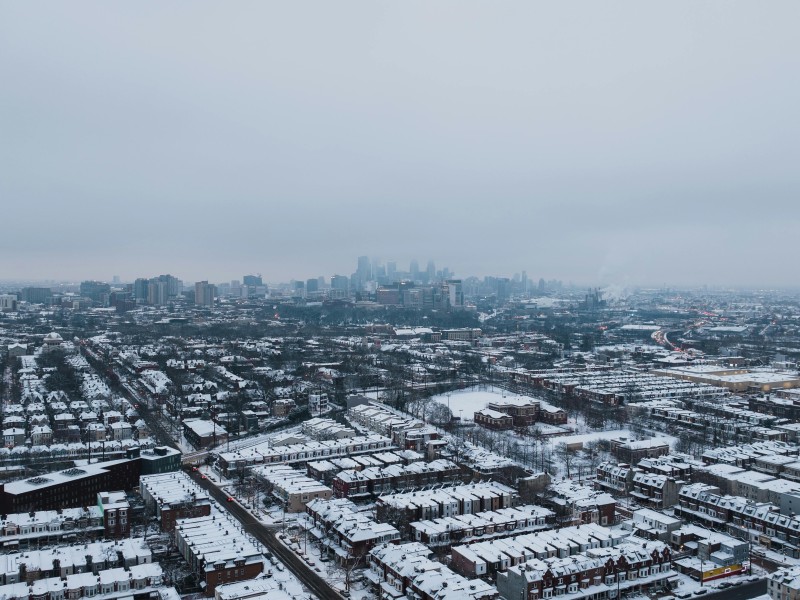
555 443 576 479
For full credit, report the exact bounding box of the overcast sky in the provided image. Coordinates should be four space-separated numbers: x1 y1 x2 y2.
1 2 798 287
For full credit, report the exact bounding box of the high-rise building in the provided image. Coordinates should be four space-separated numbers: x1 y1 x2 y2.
426 260 436 283
20 287 52 305
306 278 319 293
386 262 397 282
133 278 149 302
410 260 420 281
195 281 216 306
356 256 371 289
161 274 182 297
134 274 182 305
80 281 111 305
447 279 464 309
0 295 18 312
496 278 511 305
148 280 168 306
330 275 349 299
243 274 262 287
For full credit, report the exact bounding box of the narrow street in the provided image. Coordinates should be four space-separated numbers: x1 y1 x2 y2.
135 400 181 450
87 354 341 597
99 362 179 450
186 468 344 600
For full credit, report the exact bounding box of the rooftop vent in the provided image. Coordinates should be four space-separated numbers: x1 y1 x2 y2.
27 477 53 486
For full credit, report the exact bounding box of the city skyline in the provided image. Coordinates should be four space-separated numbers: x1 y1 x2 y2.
3 3 800 600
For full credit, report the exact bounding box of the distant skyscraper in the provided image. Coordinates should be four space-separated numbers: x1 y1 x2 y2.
426 260 436 283
21 287 52 304
80 280 111 305
410 260 420 281
133 278 148 301
330 275 349 299
156 274 182 297
243 274 262 287
194 281 216 306
356 256 371 288
386 261 397 282
306 278 319 293
148 280 168 305
0 294 18 312
496 277 511 304
447 279 464 309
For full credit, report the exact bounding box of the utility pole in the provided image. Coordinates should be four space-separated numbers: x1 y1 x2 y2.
282 499 286 533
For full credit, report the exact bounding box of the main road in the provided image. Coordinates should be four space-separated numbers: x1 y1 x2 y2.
186 467 344 600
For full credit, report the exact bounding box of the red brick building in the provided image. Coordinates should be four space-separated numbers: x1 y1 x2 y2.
474 408 514 430
175 515 263 596
140 472 212 532
0 458 141 514
97 491 131 538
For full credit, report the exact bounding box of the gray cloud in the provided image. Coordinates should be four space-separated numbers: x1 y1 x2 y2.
1 1 798 286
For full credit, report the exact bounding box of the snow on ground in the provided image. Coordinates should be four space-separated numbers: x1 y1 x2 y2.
552 429 675 448
668 570 766 597
432 387 677 447
197 467 317 598
274 514 374 599
431 387 543 418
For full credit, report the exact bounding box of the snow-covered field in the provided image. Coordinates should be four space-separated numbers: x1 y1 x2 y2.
431 387 543 418
432 387 677 447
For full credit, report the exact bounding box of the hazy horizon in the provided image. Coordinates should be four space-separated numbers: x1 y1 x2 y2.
2 2 798 287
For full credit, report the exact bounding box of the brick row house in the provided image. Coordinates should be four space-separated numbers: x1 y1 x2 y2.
675 483 800 557
332 459 461 498
410 505 555 549
629 472 685 509
375 482 517 532
595 463 634 495
543 481 617 527
368 542 498 600
174 515 263 596
451 523 623 579
140 472 212 532
305 498 400 563
496 541 674 600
